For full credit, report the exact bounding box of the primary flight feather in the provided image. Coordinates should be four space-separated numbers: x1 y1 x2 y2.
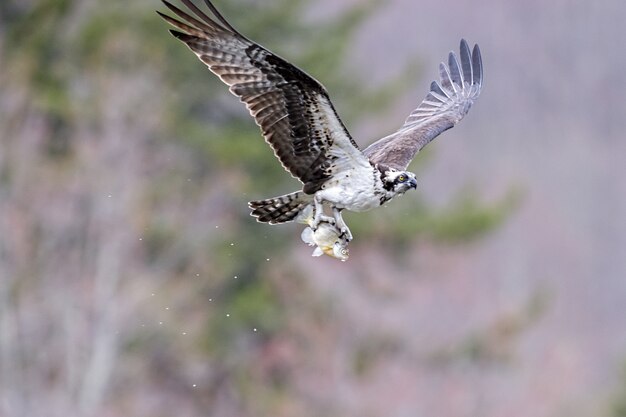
158 0 483 247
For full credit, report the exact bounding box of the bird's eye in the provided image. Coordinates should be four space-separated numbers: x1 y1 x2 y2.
398 175 406 182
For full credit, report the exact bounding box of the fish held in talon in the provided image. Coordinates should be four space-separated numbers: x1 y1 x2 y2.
300 222 349 261
298 206 348 260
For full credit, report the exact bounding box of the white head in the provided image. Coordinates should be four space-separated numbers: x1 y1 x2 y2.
381 168 418 196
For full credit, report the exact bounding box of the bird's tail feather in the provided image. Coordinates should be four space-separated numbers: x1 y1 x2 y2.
249 191 313 224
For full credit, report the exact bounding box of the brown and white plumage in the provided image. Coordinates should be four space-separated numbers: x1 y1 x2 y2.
159 0 484 248
158 0 367 195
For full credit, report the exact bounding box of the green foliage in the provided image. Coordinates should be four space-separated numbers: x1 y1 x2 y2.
426 187 521 243
213 274 284 340
352 332 400 377
2 0 72 122
144 223 179 264
427 288 551 366
346 186 521 250
613 362 626 417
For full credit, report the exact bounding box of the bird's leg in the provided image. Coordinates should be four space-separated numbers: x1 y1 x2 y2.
332 207 352 242
311 194 334 230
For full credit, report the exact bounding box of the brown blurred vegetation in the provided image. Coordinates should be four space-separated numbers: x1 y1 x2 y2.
1 0 624 416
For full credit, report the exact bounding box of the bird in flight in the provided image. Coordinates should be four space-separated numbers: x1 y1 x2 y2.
158 0 483 250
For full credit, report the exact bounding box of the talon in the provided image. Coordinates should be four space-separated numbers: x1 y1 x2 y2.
339 227 353 242
322 216 336 225
312 195 327 230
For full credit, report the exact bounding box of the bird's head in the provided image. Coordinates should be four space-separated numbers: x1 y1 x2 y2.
381 169 418 195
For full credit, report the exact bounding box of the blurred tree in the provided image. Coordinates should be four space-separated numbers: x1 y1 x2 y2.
0 0 514 416
613 363 626 417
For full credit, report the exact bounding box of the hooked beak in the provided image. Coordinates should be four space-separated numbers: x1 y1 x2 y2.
408 178 417 189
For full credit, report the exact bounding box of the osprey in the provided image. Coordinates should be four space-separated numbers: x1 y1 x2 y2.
158 0 483 244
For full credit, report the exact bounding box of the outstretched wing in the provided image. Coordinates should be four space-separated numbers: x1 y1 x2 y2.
363 40 483 170
158 0 368 193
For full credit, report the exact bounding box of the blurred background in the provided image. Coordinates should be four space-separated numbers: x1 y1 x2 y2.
1 0 625 416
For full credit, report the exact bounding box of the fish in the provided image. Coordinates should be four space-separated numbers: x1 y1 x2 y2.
295 206 349 261
300 224 349 261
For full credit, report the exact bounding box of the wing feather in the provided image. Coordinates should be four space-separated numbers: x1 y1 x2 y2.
447 51 463 89
363 39 483 170
431 80 450 99
460 40 473 86
159 0 367 192
472 43 483 86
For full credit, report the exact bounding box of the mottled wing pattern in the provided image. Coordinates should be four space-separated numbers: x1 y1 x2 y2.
363 40 483 170
158 0 367 193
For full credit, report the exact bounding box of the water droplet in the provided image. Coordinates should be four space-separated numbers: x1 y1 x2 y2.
165 307 169 310
230 243 235 246
226 313 230 317
266 258 270 261
234 275 238 279
253 328 257 332
182 332 187 335
159 321 163 325
192 384 197 388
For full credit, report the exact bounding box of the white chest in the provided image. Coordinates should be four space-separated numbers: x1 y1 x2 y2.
316 166 387 212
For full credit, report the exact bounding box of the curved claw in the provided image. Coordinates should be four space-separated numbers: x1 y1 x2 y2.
331 207 352 242
311 194 330 230
339 227 353 242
